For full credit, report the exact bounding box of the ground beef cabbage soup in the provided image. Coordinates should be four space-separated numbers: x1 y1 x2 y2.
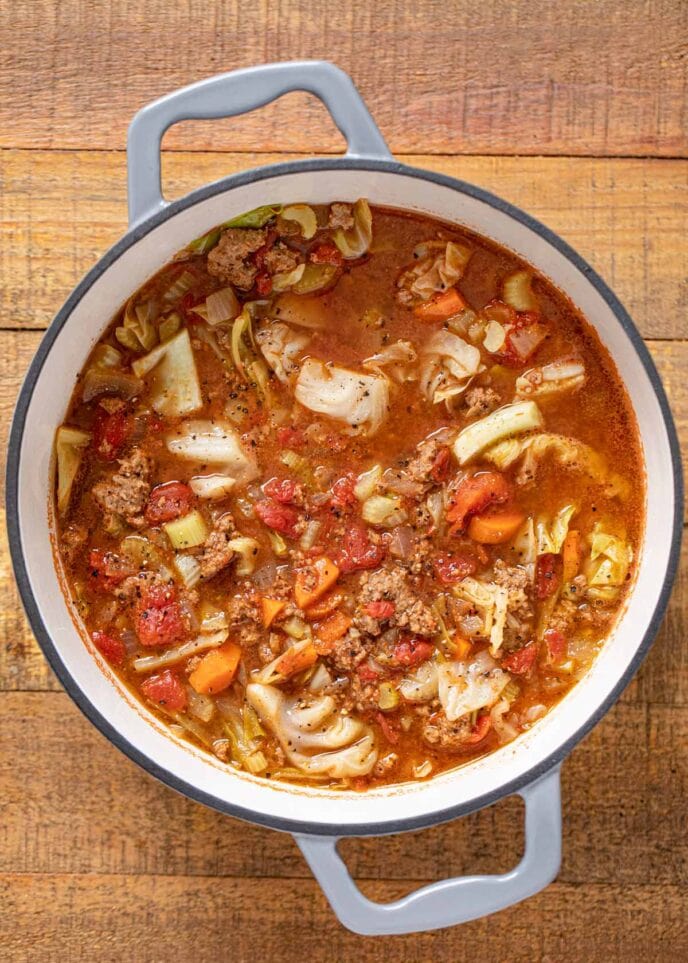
54 200 643 789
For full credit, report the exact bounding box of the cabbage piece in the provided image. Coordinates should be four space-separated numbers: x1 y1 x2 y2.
133 630 228 673
333 199 372 259
453 577 509 656
205 287 240 326
295 359 389 436
536 504 578 555
398 240 472 303
228 536 260 576
437 650 510 722
189 474 236 500
363 341 418 383
515 358 586 399
116 298 157 353
512 516 537 567
484 432 630 497
55 426 91 516
166 419 257 484
131 328 202 417
419 330 483 404
247 683 378 778
255 322 311 384
399 660 439 703
586 522 633 600
281 204 317 239
273 293 328 329
453 401 543 465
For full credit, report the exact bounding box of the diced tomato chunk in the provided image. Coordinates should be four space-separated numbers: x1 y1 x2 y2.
277 426 306 450
363 600 396 619
544 628 567 663
433 552 478 584
263 477 301 505
310 242 343 266
141 669 187 712
330 473 357 511
91 630 126 666
255 270 273 296
135 585 185 648
145 481 194 525
92 409 130 461
357 663 382 683
501 641 538 675
430 447 452 483
392 636 435 667
535 553 562 600
464 713 492 744
502 317 547 366
88 549 132 592
446 472 510 533
337 525 386 573
376 712 400 744
255 498 300 538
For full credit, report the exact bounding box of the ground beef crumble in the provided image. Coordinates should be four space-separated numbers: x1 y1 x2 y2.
91 448 152 527
207 227 267 290
197 513 237 580
356 565 437 637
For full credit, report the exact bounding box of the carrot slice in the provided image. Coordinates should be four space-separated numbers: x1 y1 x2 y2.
562 530 582 583
304 591 344 621
260 597 286 628
453 634 472 660
189 641 241 695
294 556 340 609
314 611 353 655
413 287 467 321
468 510 525 544
275 640 318 677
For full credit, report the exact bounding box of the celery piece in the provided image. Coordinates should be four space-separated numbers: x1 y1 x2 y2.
164 510 208 549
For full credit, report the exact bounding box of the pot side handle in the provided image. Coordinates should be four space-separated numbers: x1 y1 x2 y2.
294 765 561 936
126 61 391 227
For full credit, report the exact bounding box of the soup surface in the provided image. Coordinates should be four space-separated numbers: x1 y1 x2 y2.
54 200 643 789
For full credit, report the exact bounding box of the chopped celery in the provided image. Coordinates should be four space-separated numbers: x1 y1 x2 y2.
333 199 372 258
354 464 382 501
164 510 208 549
503 270 538 312
292 263 338 294
187 227 222 255
281 204 317 239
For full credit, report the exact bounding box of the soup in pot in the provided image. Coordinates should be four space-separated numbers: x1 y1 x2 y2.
53 200 643 788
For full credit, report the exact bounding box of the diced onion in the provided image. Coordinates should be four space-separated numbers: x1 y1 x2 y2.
205 287 240 325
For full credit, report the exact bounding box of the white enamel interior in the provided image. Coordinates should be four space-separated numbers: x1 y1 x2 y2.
15 167 676 832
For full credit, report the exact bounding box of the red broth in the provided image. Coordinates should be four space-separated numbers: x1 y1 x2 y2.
53 201 643 789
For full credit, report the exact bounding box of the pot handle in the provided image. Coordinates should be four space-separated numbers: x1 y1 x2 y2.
127 61 391 226
294 765 561 936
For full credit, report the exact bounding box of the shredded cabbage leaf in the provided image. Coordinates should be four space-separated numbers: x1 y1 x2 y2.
398 240 472 303
131 328 202 418
536 504 578 555
515 358 586 399
453 401 543 465
247 683 378 778
363 340 418 382
420 330 483 404
453 576 509 656
399 661 439 703
55 426 91 516
333 199 372 259
586 522 633 600
166 419 257 484
255 322 311 384
437 650 510 722
295 359 389 435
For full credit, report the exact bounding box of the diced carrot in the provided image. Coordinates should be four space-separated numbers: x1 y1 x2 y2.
189 641 241 695
275 640 319 677
294 556 340 609
413 287 467 321
314 611 353 655
562 530 582 584
454 634 472 660
260 597 286 628
304 591 344 621
446 472 510 533
468 510 525 544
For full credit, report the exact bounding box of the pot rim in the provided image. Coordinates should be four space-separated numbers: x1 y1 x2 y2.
6 157 683 836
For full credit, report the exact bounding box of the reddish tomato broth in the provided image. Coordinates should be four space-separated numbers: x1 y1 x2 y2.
54 202 644 789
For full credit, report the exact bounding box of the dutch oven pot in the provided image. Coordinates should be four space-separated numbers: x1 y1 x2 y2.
7 62 682 936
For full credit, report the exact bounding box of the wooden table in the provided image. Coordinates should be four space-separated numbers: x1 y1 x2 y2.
1 2 686 959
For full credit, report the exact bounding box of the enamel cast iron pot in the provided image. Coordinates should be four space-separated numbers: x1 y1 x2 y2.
7 62 682 936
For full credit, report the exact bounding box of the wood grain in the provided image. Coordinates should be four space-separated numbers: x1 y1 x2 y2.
1 691 685 888
1 1 686 158
1 873 686 963
1 149 686 338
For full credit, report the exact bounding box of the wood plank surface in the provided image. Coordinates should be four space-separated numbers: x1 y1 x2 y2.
1 150 686 338
2 1 687 956
1 1 686 158
2 874 686 963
